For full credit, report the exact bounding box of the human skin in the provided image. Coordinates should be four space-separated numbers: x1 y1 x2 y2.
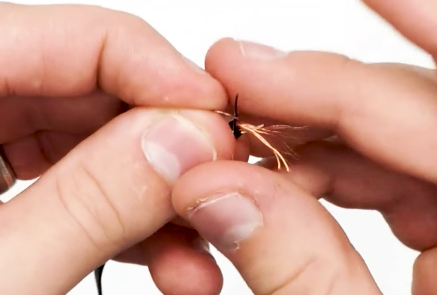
2 1 437 295
0 3 232 295
170 0 437 294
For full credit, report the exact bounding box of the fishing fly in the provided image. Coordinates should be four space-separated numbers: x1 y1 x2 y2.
216 94 303 172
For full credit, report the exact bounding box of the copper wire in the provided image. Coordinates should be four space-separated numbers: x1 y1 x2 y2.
215 110 301 172
237 122 290 172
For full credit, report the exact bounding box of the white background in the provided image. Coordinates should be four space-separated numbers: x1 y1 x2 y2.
2 0 434 294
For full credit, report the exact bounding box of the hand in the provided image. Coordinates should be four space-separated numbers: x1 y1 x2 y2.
0 3 234 295
170 1 437 294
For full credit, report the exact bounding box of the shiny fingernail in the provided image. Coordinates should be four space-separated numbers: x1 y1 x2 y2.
188 192 263 250
192 237 211 254
142 114 216 183
237 40 288 60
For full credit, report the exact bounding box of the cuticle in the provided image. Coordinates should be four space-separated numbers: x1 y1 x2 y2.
140 113 169 142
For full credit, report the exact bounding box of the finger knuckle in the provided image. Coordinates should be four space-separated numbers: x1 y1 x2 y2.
266 253 356 295
54 158 128 250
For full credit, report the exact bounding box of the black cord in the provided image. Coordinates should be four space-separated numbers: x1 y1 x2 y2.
94 264 105 295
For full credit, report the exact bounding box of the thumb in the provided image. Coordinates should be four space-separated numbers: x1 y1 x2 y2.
0 108 234 295
172 161 381 295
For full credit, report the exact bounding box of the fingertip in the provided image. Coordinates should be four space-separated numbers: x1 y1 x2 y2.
413 248 437 294
149 248 223 295
146 231 223 295
184 56 230 111
205 38 241 86
206 38 238 61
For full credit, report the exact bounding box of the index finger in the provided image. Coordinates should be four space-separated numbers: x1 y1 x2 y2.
205 39 437 184
0 3 226 108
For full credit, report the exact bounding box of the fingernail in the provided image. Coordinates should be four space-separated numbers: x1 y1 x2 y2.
188 192 263 250
237 40 288 60
142 114 216 183
192 237 211 254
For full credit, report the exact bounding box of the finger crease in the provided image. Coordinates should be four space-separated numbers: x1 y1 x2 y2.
78 158 128 246
35 131 55 165
267 255 318 295
54 175 102 253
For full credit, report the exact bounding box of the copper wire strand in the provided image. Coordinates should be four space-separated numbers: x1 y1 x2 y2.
215 110 234 118
244 124 304 159
215 110 306 136
250 124 307 138
237 122 290 172
214 110 307 171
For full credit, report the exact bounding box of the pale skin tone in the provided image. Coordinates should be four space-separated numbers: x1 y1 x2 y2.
1 1 437 295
